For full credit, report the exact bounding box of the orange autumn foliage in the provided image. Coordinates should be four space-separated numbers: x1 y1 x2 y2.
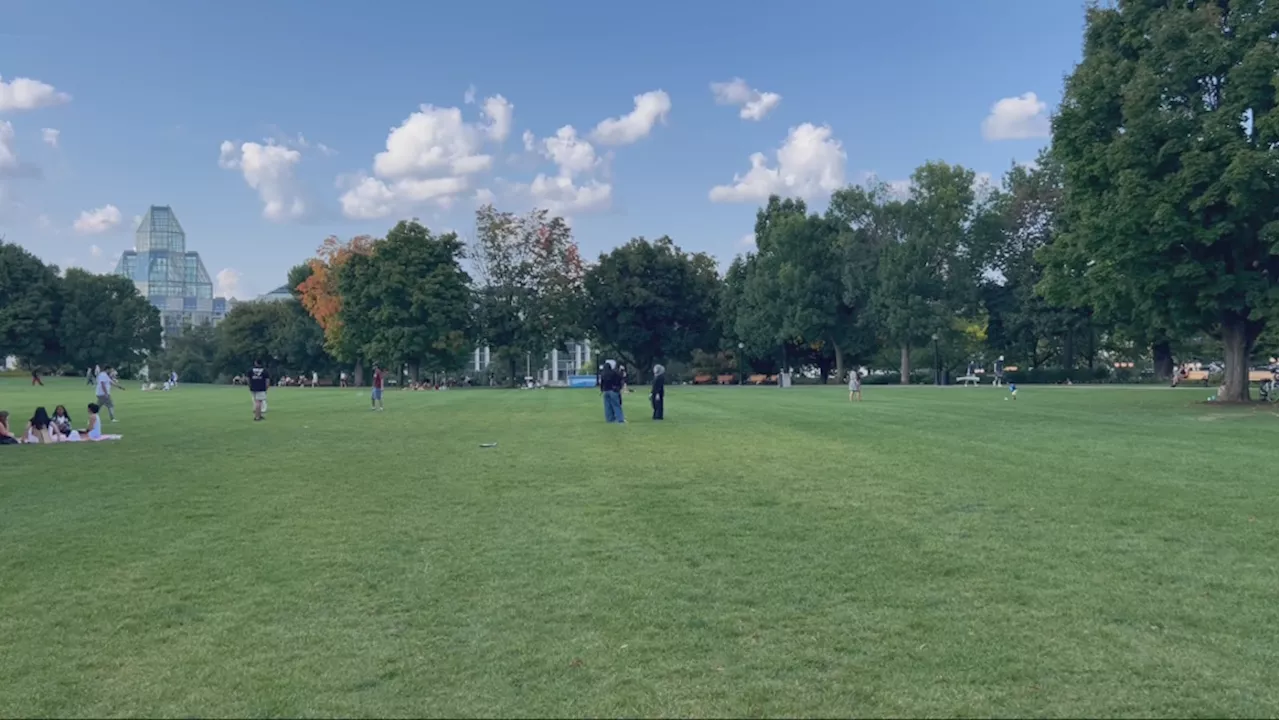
296 235 376 347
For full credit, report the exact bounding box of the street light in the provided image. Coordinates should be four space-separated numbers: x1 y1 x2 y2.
737 342 745 386
931 333 940 386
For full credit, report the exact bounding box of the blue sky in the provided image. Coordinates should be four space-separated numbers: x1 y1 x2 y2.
0 0 1085 299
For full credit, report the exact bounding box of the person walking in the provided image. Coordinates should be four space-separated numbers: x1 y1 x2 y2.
30 368 44 386
248 359 270 421
371 365 385 411
848 369 862 402
650 364 666 420
95 366 124 422
600 360 625 423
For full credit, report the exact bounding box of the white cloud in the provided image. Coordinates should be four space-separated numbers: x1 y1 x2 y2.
709 123 846 203
482 95 514 143
373 105 493 178
73 204 122 234
522 124 612 215
590 90 671 146
218 140 306 221
981 92 1051 141
521 130 536 152
710 78 782 121
0 76 71 112
0 121 17 171
342 96 514 219
41 128 59 148
528 174 611 215
738 233 756 250
539 125 600 177
464 84 477 105
474 187 496 205
215 268 247 299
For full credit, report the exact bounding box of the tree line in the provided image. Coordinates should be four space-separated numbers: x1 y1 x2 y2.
1 2 1274 399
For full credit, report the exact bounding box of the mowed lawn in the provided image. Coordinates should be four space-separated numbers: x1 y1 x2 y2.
0 379 1275 718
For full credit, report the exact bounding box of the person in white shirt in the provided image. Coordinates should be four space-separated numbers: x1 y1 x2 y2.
95 366 125 422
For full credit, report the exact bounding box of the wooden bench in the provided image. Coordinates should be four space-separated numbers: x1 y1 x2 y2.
717 374 735 385
747 373 768 385
693 374 712 385
1175 370 1211 386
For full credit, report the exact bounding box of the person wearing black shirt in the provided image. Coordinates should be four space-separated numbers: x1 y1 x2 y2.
650 364 665 420
248 359 270 421
600 359 625 423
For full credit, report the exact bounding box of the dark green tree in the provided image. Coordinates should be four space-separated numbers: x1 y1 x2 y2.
1041 0 1278 401
0 241 62 368
153 322 219 383
584 236 720 379
354 220 474 378
57 268 162 374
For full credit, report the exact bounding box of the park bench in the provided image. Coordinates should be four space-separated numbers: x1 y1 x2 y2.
694 374 712 384
958 375 981 386
717 374 735 385
747 373 768 385
1175 370 1211 386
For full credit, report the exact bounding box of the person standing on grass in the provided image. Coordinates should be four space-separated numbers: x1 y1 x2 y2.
371 364 385 411
600 360 625 423
85 367 94 385
30 368 44 386
249 359 270 421
95 366 124 422
340 370 348 388
849 369 862 402
650 364 666 420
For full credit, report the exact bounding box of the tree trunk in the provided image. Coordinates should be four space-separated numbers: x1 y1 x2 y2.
1152 340 1173 381
899 344 911 384
354 357 364 386
411 361 421 383
1219 317 1256 403
1062 329 1075 370
831 339 845 384
508 356 518 387
1087 327 1095 370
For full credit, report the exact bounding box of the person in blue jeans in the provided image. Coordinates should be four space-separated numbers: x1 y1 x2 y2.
600 359 625 423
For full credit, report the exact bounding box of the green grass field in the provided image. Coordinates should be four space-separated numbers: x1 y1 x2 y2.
0 379 1275 718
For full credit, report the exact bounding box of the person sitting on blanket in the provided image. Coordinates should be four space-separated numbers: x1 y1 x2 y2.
25 406 55 444
81 403 122 441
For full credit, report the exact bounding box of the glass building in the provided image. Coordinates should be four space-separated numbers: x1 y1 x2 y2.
114 205 229 337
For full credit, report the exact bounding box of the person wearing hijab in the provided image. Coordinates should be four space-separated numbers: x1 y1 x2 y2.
600 360 625 423
650 364 666 420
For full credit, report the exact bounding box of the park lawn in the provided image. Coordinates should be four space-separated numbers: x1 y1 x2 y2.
0 380 1275 718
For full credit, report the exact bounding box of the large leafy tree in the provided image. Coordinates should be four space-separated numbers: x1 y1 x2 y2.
297 235 376 380
583 236 720 379
152 322 219 383
472 205 585 385
349 220 473 377
214 301 290 378
57 268 162 374
872 162 989 381
0 241 62 368
1042 0 1278 401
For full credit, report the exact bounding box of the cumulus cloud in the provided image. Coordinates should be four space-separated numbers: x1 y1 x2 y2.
41 128 59 148
0 76 71 112
341 96 514 219
521 124 612 215
590 90 671 146
981 92 1051 141
73 204 122 234
710 123 846 203
710 78 782 121
474 187 496 205
482 95 514 143
215 268 247 299
218 140 306 221
463 84 477 105
0 121 17 171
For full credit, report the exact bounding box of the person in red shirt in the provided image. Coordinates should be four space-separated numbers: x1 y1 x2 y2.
371 364 385 411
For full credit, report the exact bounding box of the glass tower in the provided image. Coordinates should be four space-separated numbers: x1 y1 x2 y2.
114 206 229 337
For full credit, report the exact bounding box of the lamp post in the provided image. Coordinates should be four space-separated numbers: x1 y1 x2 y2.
931 333 940 386
737 342 745 386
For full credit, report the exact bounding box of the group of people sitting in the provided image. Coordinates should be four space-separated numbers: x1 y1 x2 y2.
0 403 119 445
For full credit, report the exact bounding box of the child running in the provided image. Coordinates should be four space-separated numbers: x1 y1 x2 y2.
1009 382 1018 401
